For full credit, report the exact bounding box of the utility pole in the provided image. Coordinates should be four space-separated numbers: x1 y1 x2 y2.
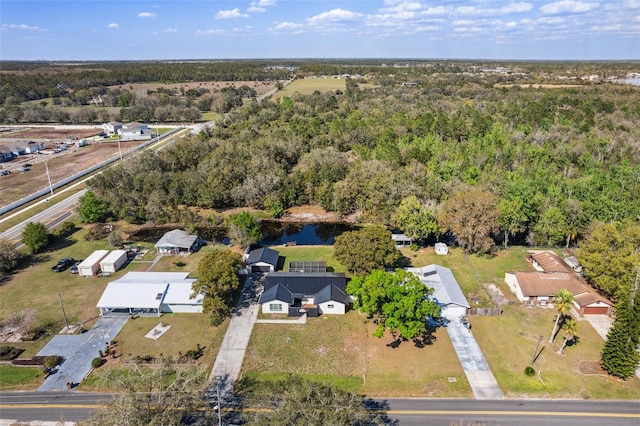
58 292 70 332
531 335 542 365
217 381 222 426
45 161 54 195
117 135 123 161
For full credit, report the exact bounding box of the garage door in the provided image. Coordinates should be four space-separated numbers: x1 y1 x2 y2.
583 306 609 315
251 265 271 273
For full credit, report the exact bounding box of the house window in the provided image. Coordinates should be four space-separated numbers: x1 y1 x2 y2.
269 303 283 312
327 304 334 309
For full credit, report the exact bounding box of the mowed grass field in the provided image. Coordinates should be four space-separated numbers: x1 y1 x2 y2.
276 78 347 98
243 310 472 398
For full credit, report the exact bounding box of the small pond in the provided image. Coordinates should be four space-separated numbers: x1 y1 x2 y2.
260 221 359 246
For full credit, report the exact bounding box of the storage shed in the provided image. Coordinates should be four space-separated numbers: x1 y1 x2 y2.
100 250 128 274
78 250 109 277
435 243 449 255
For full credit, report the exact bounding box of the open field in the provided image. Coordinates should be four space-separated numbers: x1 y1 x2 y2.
243 310 472 397
275 78 347 98
0 365 45 390
472 304 640 399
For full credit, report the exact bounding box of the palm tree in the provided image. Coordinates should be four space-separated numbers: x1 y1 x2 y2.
549 289 574 344
557 318 578 354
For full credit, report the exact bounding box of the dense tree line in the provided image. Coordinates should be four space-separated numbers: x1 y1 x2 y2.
88 70 639 254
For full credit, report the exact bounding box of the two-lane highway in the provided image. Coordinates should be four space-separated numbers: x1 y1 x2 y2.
1 392 638 424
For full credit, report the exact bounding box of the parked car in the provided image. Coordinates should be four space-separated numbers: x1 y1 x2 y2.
52 258 75 272
69 261 81 274
16 167 29 172
0 170 10 176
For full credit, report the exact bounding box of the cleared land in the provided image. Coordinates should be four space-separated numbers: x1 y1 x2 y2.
0 127 148 208
275 78 347 98
107 80 277 95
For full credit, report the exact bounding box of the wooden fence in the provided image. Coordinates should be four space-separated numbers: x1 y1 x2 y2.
467 305 503 316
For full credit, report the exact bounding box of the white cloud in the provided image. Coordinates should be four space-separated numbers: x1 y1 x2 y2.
380 1 422 13
248 0 277 12
307 9 362 24
215 8 248 19
247 6 266 13
540 1 599 15
453 19 474 26
196 29 225 35
421 6 449 16
138 12 158 18
1 23 43 31
416 25 440 32
505 21 518 28
501 3 534 14
272 22 305 31
455 2 533 16
163 28 177 33
107 23 119 29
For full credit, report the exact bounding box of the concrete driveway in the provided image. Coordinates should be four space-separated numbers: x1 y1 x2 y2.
583 314 640 379
209 274 261 394
446 320 504 399
37 316 128 391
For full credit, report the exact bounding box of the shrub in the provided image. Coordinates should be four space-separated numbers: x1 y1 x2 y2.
0 346 13 357
174 260 186 267
45 355 63 369
92 357 106 368
524 366 535 377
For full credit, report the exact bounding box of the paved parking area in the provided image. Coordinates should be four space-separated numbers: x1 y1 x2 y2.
447 320 504 399
37 316 128 391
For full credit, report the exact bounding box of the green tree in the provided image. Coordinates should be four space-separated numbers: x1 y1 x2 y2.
557 318 578 354
498 196 528 248
79 190 107 223
0 239 20 277
227 211 261 248
533 206 566 246
438 188 499 253
238 375 383 426
548 289 574 344
334 227 402 275
577 220 640 299
601 280 640 379
192 248 243 325
391 195 439 242
347 269 440 340
21 222 49 254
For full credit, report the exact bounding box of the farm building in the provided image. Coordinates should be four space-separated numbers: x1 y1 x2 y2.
96 272 201 316
118 122 152 141
78 250 109 277
155 229 200 254
245 247 279 273
99 250 128 274
406 265 469 319
259 272 350 317
103 121 123 135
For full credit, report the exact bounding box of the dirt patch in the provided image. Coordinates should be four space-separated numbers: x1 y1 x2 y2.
282 205 352 223
7 127 101 140
577 360 608 376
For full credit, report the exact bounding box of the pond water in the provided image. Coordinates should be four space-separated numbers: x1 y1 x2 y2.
260 221 358 246
128 222 357 247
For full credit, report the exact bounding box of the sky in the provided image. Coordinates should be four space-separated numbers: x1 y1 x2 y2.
1 0 639 60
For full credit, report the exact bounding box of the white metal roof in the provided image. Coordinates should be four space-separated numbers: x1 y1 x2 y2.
96 272 199 310
100 250 127 265
79 250 109 268
406 264 470 309
97 282 168 310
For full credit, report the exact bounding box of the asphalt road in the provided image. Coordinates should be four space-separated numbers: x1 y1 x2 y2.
1 393 638 424
0 189 86 246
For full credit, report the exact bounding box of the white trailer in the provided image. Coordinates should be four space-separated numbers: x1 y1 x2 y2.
78 250 109 277
100 250 127 274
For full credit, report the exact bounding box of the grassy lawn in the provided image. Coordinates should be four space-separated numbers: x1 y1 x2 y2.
80 314 229 391
276 78 346 98
472 304 640 399
272 245 344 273
243 311 472 397
0 365 45 390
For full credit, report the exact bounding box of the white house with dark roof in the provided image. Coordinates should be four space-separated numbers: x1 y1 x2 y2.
259 272 351 317
246 247 279 273
406 265 470 319
119 122 152 141
155 229 200 254
103 121 123 134
96 272 201 316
